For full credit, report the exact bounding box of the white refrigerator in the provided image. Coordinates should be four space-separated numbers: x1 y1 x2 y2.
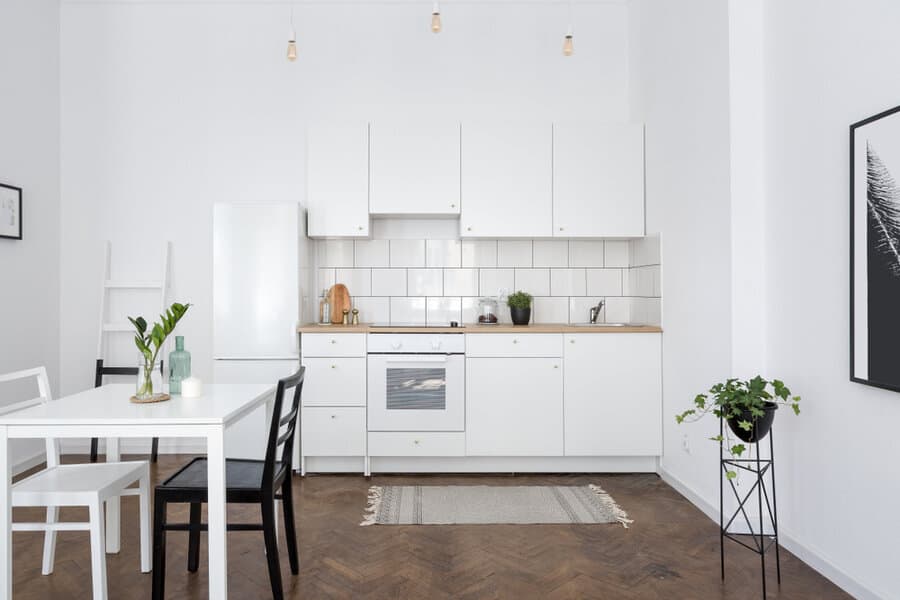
213 203 311 458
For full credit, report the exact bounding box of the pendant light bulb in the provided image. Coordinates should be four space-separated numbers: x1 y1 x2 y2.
431 2 442 33
563 28 574 56
287 5 298 62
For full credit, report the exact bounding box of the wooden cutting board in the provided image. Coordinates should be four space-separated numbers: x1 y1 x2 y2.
328 283 352 324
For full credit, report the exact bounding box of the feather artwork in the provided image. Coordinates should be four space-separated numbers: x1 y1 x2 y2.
866 142 900 277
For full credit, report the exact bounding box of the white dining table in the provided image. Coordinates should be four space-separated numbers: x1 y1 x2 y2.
0 382 276 600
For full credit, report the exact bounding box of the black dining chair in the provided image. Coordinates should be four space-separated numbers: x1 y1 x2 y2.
151 367 305 600
90 359 163 463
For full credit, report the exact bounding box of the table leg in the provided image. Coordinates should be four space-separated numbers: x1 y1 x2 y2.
207 426 228 599
105 437 121 553
0 427 11 600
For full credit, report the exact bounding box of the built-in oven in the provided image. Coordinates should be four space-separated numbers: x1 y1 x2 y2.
367 333 465 432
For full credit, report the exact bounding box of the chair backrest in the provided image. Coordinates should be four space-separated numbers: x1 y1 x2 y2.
262 367 305 490
0 367 60 468
94 358 163 388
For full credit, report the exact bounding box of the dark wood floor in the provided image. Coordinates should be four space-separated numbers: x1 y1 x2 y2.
11 455 849 599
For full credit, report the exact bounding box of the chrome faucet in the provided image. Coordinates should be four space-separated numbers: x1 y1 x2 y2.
589 300 605 324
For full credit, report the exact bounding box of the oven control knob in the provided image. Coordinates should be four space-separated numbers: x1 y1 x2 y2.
391 341 402 350
432 339 441 350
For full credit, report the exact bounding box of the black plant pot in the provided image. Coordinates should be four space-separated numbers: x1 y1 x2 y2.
510 306 531 325
727 402 778 443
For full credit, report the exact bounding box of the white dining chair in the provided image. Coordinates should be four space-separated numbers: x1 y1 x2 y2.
0 366 151 600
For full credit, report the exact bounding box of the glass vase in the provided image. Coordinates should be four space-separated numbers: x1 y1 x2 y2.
136 358 163 400
168 336 192 395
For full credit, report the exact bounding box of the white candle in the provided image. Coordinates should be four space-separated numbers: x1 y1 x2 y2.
181 377 203 398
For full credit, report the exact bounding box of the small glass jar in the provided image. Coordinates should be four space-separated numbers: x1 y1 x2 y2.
136 358 163 399
477 297 499 324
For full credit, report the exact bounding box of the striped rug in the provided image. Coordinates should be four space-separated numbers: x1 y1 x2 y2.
361 484 632 528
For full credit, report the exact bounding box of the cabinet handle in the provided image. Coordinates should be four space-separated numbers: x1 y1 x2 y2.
450 203 456 208
553 365 559 369
512 339 518 344
466 226 472 232
559 227 565 231
330 339 337 344
414 439 420 445
358 226 364 231
330 415 336 419
331 364 336 369
570 339 575 344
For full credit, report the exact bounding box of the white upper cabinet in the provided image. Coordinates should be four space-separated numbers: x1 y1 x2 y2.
553 123 645 237
307 121 370 237
461 122 553 238
370 121 461 216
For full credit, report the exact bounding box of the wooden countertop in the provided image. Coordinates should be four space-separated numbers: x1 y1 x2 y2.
297 323 662 334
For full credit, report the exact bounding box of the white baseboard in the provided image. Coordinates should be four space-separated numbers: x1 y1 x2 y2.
658 466 887 600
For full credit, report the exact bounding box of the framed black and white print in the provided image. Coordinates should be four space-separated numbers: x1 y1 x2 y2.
0 183 22 240
851 104 900 392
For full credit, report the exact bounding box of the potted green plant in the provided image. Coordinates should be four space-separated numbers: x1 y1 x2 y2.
130 302 191 401
507 291 533 325
676 376 800 479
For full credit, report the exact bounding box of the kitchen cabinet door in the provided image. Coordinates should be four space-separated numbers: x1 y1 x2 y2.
564 333 661 456
370 121 460 215
553 123 645 237
460 122 553 238
307 121 370 237
466 357 563 456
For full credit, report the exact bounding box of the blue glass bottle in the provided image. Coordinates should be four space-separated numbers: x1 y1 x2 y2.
168 336 192 394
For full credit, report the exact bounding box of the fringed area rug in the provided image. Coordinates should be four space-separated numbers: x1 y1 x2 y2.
361 484 632 528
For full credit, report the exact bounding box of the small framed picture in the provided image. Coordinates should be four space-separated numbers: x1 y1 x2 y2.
0 183 22 240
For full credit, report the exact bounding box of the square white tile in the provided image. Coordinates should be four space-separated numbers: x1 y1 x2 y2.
407 268 443 296
479 268 515 298
498 241 533 267
354 240 390 267
318 240 354 267
533 296 568 324
371 268 407 296
317 268 336 293
631 234 661 267
390 297 426 324
569 297 606 325
443 269 479 296
426 240 462 268
352 297 390 324
605 297 631 323
390 239 426 267
533 240 569 267
462 240 497 267
624 266 654 297
514 268 550 296
550 268 586 296
587 269 623 296
461 297 479 324
335 268 372 297
427 297 462 326
569 241 605 267
604 241 630 268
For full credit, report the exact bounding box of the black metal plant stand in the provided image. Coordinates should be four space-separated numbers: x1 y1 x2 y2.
719 417 781 599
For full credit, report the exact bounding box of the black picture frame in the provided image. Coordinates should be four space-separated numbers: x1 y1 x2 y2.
850 103 900 392
0 183 22 241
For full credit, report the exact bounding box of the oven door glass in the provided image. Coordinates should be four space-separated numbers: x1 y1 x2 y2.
367 354 464 431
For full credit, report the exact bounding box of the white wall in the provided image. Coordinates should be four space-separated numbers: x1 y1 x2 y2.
58 0 634 401
764 1 900 597
0 0 61 470
630 0 734 504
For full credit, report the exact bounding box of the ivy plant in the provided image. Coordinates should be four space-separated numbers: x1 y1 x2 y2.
676 376 800 479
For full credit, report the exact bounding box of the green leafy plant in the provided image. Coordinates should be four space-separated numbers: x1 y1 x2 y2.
506 291 533 309
130 302 191 398
676 376 800 480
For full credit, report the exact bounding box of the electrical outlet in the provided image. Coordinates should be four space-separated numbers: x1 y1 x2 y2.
681 433 690 454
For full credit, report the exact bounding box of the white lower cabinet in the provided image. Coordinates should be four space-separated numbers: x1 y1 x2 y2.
300 357 366 407
564 333 662 456
368 432 466 457
466 357 564 456
302 407 367 456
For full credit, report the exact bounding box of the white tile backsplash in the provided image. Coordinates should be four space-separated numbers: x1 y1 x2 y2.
335 268 372 297
479 268 514 298
354 239 390 267
498 241 533 267
315 235 661 326
371 268 407 296
462 240 498 267
426 239 462 268
390 239 426 267
550 268 586 297
390 297 426 324
569 241 605 267
443 269 479 296
514 269 550 296
408 268 443 296
533 240 569 267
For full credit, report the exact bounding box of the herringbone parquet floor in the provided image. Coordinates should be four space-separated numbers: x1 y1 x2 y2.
10 455 849 599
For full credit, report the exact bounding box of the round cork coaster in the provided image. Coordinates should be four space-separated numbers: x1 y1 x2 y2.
129 393 171 404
